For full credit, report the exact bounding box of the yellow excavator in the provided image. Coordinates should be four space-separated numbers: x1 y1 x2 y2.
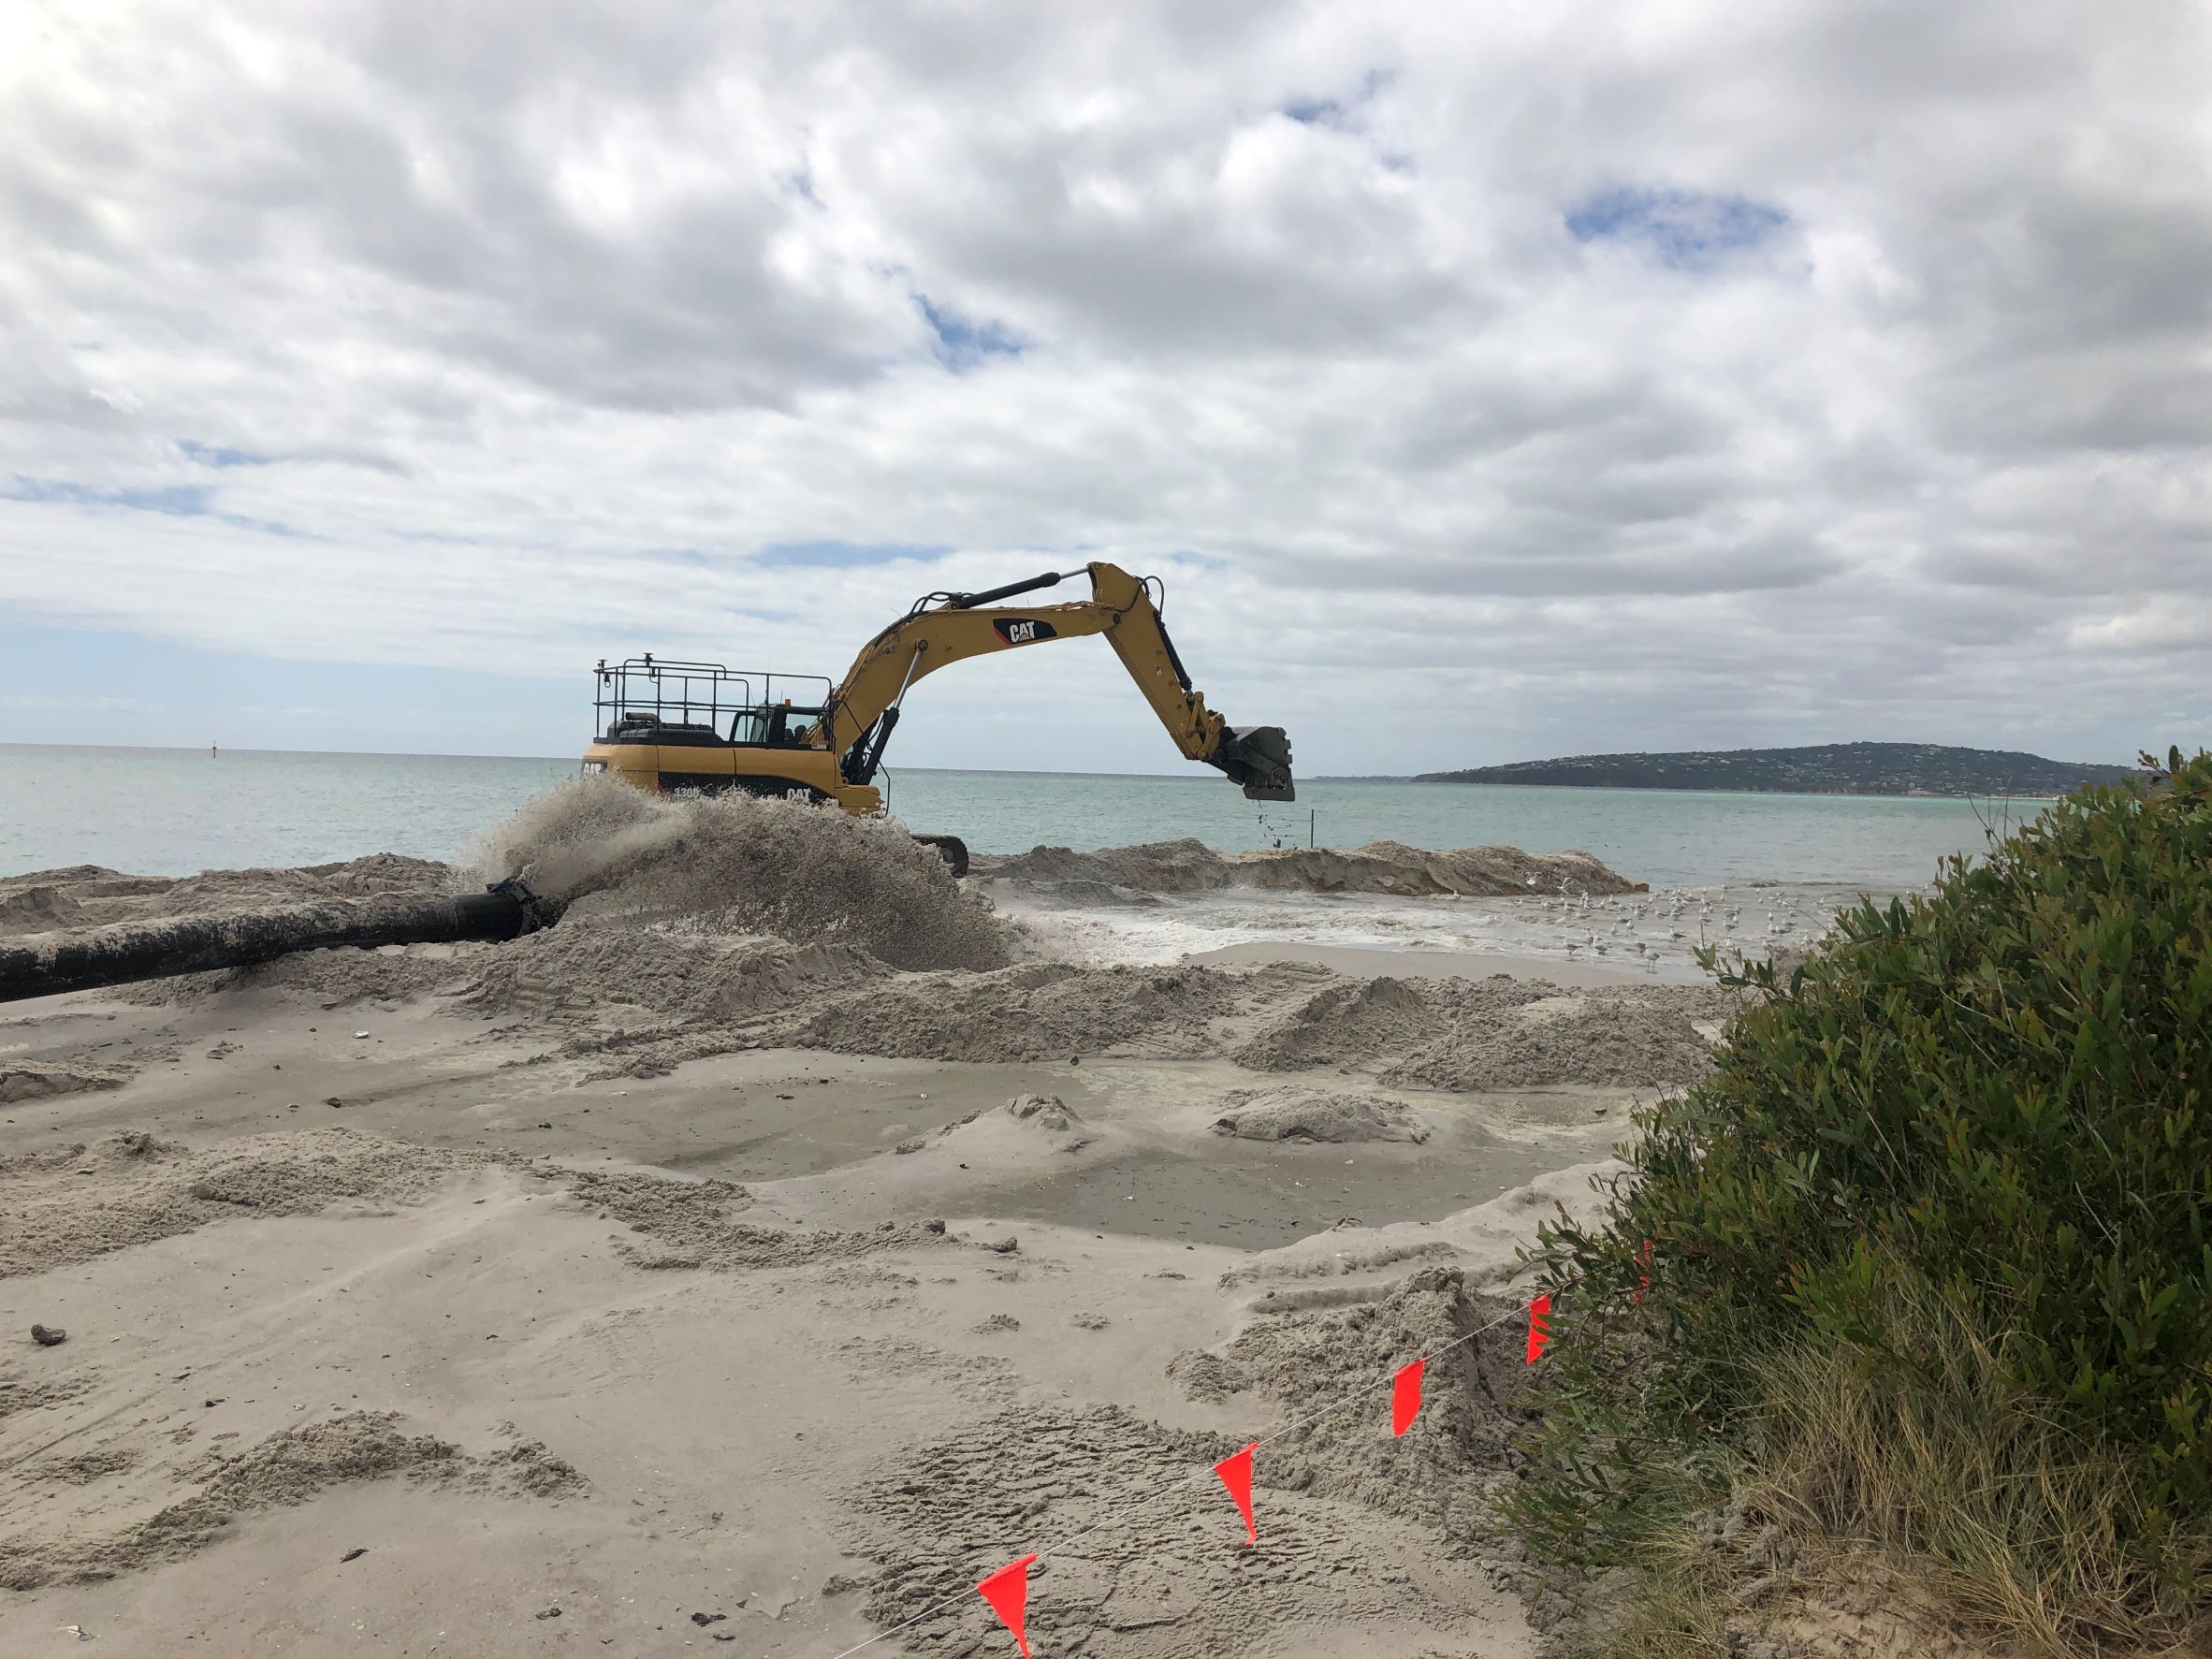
581 561 1294 873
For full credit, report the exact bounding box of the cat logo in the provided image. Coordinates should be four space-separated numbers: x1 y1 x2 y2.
993 617 1059 645
785 788 814 803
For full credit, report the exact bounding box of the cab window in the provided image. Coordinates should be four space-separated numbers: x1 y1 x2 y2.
770 706 821 747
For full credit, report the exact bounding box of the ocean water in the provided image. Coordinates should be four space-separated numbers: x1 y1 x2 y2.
0 742 2049 890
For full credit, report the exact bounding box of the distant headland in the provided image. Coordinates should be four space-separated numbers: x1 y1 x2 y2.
1413 741 2143 797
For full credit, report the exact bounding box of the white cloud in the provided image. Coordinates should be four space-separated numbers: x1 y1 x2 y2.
2 0 2208 773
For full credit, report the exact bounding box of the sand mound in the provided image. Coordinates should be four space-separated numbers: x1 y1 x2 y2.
116 939 489 1009
782 961 1257 1063
1005 877 1162 909
1212 1088 1429 1143
1237 840 1638 896
973 837 1234 893
1234 974 1541 1072
11 853 473 1007
0 1411 582 1590
756 959 1721 1088
159 852 457 909
975 837 1642 897
117 910 886 1023
240 941 485 1006
0 883 86 933
463 923 883 1026
1005 1093 1081 1130
0 864 131 889
1381 990 1719 1092
0 856 459 941
1235 971 1727 1092
0 1128 501 1277
474 775 1011 971
1174 1269 1531 1527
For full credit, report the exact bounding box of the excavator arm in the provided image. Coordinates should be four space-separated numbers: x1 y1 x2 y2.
817 562 1294 800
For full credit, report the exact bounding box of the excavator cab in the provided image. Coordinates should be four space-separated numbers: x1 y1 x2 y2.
583 657 851 806
727 701 827 749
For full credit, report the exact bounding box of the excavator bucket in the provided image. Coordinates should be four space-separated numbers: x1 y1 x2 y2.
1213 725 1295 801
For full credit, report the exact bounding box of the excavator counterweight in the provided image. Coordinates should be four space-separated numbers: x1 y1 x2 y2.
581 562 1294 861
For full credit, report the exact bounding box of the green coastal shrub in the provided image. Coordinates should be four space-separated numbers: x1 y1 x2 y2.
1509 749 2212 1651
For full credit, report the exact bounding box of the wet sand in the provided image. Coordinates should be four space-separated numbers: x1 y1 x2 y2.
0 800 1763 1658
2 982 1613 1657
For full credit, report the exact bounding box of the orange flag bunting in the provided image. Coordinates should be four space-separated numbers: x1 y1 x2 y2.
1214 1441 1258 1543
977 1553 1038 1657
1390 1357 1425 1436
1525 1293 1552 1364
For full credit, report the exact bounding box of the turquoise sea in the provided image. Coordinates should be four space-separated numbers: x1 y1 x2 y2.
0 743 2050 891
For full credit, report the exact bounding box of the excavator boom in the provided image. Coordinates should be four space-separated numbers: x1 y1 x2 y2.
822 562 1293 801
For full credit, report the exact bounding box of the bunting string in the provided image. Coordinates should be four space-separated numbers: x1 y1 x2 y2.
822 1292 1555 1659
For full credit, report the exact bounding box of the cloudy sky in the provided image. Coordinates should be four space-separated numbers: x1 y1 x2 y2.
3 0 2206 775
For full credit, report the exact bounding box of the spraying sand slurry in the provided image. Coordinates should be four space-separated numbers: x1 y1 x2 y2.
0 790 1884 1657
477 776 1011 970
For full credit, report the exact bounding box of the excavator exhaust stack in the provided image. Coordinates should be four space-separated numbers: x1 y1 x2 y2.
1213 725 1296 801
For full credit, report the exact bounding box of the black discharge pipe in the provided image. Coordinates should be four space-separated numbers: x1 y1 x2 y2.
0 879 563 1006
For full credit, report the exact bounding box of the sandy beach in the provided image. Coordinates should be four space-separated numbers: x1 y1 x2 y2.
1 790 1765 1657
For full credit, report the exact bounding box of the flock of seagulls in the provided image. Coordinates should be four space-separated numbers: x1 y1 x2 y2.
1514 880 1817 973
